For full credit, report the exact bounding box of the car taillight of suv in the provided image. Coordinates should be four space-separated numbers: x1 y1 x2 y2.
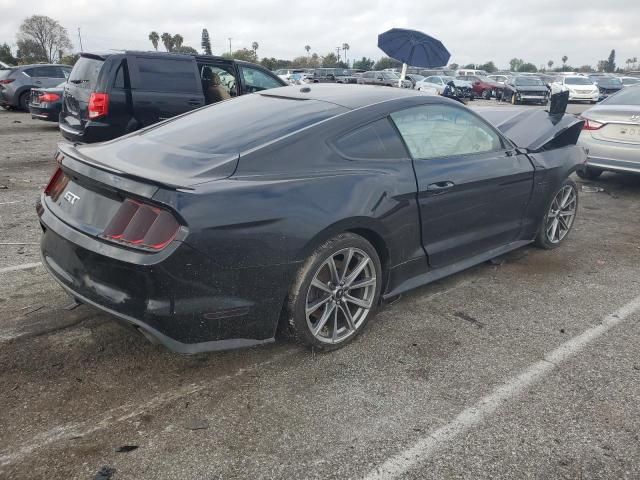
88 92 109 119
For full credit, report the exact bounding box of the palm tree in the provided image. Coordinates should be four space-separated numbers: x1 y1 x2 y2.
173 34 184 49
547 60 553 70
633 57 638 69
342 43 350 66
305 45 311 56
252 41 259 53
626 58 632 71
161 33 173 52
148 31 160 51
562 55 568 69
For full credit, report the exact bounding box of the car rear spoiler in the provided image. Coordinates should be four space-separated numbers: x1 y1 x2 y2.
476 93 584 153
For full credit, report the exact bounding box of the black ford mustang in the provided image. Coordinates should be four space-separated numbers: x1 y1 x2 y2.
38 85 585 353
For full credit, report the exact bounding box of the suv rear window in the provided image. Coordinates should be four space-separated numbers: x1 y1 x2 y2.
142 94 347 153
69 57 104 89
0 68 15 80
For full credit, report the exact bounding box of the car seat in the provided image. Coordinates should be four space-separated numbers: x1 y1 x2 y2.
202 69 231 104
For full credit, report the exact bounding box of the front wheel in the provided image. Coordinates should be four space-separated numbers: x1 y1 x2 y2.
534 178 578 249
286 233 382 351
482 89 491 100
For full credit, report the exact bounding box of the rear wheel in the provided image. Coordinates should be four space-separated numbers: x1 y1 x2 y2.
482 89 491 100
576 167 603 180
286 233 382 351
19 91 30 111
535 178 578 249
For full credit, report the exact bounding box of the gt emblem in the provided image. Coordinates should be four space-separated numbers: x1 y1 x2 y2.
63 191 80 205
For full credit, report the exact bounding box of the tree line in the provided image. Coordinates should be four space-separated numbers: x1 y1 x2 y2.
1 15 638 76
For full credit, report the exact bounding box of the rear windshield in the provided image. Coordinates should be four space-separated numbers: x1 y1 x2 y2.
565 77 592 85
0 68 16 80
600 86 640 106
69 57 104 88
142 93 347 153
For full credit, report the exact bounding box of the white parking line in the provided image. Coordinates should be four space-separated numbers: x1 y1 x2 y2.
363 293 640 480
0 262 42 274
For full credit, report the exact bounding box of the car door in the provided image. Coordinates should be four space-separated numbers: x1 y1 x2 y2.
128 54 204 126
390 103 534 268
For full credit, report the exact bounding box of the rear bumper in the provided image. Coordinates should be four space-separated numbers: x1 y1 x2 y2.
29 104 61 122
59 116 120 143
578 131 640 174
568 92 599 102
39 202 298 353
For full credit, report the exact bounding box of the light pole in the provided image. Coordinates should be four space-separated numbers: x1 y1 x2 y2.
228 38 232 55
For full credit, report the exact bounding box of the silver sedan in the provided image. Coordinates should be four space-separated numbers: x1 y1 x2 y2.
577 85 640 179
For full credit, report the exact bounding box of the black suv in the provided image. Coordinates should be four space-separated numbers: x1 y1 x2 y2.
60 51 286 143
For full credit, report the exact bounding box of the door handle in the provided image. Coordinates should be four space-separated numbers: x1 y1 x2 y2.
426 181 455 192
34 81 42 84
187 99 202 106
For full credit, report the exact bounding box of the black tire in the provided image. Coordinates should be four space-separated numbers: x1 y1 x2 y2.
19 91 30 111
511 93 519 105
534 178 578 250
286 233 382 351
482 89 491 100
576 166 603 180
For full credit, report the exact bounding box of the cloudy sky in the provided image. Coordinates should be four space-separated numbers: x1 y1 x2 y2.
1 0 639 69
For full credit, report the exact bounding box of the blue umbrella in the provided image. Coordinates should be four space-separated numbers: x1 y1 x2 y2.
377 28 451 85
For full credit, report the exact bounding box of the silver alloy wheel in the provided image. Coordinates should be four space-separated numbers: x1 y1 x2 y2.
305 247 376 344
545 185 577 244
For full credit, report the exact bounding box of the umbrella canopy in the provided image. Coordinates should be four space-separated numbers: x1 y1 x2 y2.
377 28 450 69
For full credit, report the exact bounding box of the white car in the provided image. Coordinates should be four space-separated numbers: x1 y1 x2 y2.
416 75 472 94
274 69 308 82
552 76 599 103
488 74 510 87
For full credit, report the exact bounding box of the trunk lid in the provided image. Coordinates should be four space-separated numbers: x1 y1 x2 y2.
61 55 106 130
475 107 584 152
583 105 640 145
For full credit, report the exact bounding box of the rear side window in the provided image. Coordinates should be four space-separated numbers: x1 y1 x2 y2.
333 118 408 160
142 94 347 154
69 57 104 89
134 57 198 93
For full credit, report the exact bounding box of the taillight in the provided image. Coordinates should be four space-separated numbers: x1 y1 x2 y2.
581 118 604 130
0 79 14 85
44 167 69 200
40 92 60 103
88 92 109 119
102 199 180 251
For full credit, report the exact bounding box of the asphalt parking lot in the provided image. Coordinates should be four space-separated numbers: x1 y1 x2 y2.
1 101 639 480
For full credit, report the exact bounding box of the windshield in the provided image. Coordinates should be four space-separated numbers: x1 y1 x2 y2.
69 57 104 88
565 77 593 85
515 77 543 86
600 86 640 106
442 76 457 82
476 76 493 82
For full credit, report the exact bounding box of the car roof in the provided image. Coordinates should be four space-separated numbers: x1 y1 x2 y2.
259 84 424 110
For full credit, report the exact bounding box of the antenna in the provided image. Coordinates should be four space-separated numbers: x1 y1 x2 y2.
77 27 84 52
